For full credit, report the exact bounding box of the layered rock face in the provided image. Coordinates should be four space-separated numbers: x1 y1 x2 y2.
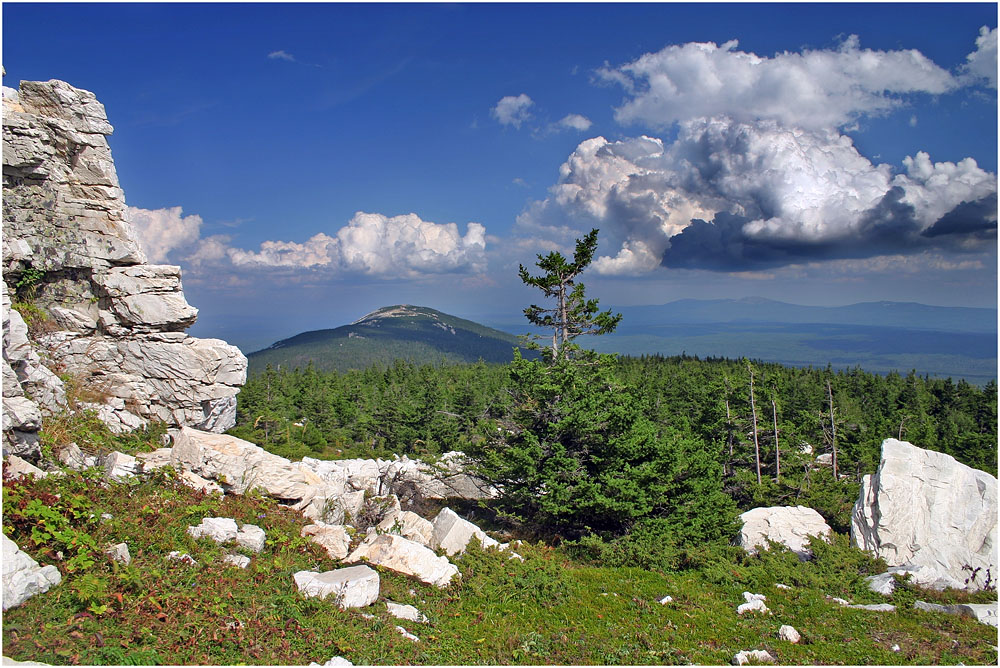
2 79 246 452
851 438 998 591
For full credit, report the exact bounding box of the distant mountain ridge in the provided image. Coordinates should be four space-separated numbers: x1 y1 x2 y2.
614 298 997 334
248 305 524 374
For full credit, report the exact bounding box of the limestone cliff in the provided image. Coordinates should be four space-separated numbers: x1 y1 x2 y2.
2 78 247 457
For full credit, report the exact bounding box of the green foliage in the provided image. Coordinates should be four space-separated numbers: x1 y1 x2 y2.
15 266 45 300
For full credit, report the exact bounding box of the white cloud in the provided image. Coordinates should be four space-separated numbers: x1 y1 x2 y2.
127 206 202 263
492 94 534 128
556 113 593 131
518 120 997 274
961 26 998 88
268 50 296 62
223 212 487 278
599 36 957 130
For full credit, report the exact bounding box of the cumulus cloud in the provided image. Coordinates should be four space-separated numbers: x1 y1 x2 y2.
518 120 997 273
556 113 593 131
268 50 296 62
598 36 957 130
128 206 203 263
199 212 486 279
961 26 998 88
492 94 534 128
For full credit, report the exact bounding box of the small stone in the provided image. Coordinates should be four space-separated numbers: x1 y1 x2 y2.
732 649 775 665
187 517 238 544
737 592 769 615
827 596 850 606
223 554 250 569
104 542 131 566
236 524 266 553
166 551 197 565
386 601 428 623
308 658 353 667
395 626 419 642
658 595 673 605
778 625 801 643
891 644 901 652
775 583 792 590
846 603 896 612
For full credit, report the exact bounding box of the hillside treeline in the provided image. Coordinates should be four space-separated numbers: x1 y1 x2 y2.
231 356 997 533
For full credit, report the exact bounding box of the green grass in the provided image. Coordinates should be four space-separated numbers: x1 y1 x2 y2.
2 465 996 666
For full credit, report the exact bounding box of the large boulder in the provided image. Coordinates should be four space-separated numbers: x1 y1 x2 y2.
430 507 498 556
293 566 379 608
2 535 61 610
347 533 458 588
851 438 997 591
738 506 832 559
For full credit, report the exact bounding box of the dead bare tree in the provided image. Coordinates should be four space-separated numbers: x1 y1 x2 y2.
747 362 761 485
771 390 780 480
827 379 838 479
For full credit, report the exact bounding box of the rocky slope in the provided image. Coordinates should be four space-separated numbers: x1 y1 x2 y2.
2 77 247 457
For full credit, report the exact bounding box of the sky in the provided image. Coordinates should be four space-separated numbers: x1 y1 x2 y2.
3 2 997 353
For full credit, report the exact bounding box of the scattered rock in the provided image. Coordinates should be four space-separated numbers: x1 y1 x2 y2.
223 554 251 569
377 510 434 546
737 592 769 615
302 523 352 560
891 644 901 652
101 451 138 481
851 438 997 591
166 551 197 565
658 595 673 604
347 533 459 588
778 625 800 643
2 535 61 610
293 566 380 609
135 448 173 471
57 443 96 471
236 524 266 553
827 596 850 606
430 507 498 556
775 583 792 590
846 603 896 612
104 543 131 566
732 649 775 665
395 626 419 642
386 601 428 623
738 505 832 559
188 517 239 544
308 657 353 667
914 600 998 627
179 469 223 495
865 572 898 596
4 455 47 480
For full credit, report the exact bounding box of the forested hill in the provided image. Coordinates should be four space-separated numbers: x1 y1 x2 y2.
247 305 524 374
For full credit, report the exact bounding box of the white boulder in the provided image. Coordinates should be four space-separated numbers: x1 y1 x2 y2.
2 535 61 610
778 625 800 643
732 649 774 665
738 505 832 559
104 543 131 566
386 601 428 623
851 438 997 591
377 510 434 546
347 533 458 588
101 451 138 481
914 600 998 627
223 554 251 569
736 592 769 615
430 507 498 556
302 524 352 561
4 455 47 480
187 517 238 544
293 566 379 608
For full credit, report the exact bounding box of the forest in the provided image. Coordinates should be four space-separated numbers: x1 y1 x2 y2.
230 231 997 550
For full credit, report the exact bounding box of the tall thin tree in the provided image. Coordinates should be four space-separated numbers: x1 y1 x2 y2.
827 379 838 480
747 362 761 485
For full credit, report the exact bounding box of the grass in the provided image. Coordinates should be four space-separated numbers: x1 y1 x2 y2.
3 461 997 666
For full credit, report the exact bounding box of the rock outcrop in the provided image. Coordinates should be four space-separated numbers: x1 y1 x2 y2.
2 78 246 454
738 506 832 559
851 438 997 591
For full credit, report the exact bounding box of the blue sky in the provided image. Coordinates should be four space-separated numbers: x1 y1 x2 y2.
3 2 997 352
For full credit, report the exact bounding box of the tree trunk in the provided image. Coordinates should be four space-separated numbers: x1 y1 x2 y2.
748 363 761 485
827 379 838 480
771 394 780 480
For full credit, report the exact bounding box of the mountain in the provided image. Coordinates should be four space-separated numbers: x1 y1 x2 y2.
247 305 524 374
584 298 997 386
614 298 998 333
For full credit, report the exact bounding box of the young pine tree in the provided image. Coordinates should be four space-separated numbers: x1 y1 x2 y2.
472 229 735 541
